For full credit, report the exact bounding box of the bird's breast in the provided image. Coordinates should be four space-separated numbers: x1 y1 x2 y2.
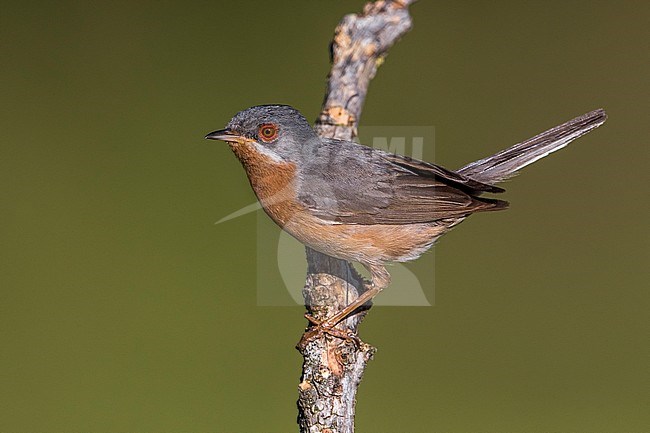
229 140 304 227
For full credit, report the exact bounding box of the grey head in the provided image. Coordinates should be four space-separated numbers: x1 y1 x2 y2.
205 105 321 163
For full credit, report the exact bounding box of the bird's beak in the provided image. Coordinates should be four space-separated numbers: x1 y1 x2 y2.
204 128 241 142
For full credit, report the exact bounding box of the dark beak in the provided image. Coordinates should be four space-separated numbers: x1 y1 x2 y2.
204 128 240 142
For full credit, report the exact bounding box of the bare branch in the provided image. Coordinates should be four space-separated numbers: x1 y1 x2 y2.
297 2 416 432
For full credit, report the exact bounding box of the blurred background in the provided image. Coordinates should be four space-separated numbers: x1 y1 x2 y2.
1 1 648 432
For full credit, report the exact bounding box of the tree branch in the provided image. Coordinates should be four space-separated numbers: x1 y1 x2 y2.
297 2 416 432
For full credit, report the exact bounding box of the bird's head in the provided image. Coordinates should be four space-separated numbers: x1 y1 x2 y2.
205 105 320 164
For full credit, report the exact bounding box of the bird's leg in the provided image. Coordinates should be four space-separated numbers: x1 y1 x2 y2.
302 313 361 347
320 263 391 330
299 264 390 348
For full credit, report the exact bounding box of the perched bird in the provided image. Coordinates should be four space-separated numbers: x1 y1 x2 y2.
206 105 606 329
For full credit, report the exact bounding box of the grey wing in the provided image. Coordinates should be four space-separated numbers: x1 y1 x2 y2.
297 139 507 225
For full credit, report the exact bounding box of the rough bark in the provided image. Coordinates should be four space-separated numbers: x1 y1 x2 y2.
296 2 416 432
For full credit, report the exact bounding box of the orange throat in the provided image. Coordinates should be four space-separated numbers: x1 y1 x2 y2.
229 140 302 227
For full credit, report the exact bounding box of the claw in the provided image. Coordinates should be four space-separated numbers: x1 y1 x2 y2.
299 313 361 349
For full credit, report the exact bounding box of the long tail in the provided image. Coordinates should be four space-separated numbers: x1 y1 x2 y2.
457 109 607 185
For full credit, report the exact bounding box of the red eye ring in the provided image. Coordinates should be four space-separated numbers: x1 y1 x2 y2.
258 123 278 142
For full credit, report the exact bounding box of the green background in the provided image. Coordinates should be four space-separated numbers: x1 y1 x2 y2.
1 1 648 432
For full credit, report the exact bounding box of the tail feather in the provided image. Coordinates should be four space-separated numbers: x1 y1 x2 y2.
457 109 607 185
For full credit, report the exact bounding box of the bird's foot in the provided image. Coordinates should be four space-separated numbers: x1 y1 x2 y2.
297 313 361 350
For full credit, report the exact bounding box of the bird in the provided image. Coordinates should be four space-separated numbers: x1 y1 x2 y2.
205 105 607 331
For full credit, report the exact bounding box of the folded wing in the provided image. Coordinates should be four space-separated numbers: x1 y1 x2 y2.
298 140 506 225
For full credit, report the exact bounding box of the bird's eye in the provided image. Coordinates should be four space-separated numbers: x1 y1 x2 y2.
258 123 278 142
